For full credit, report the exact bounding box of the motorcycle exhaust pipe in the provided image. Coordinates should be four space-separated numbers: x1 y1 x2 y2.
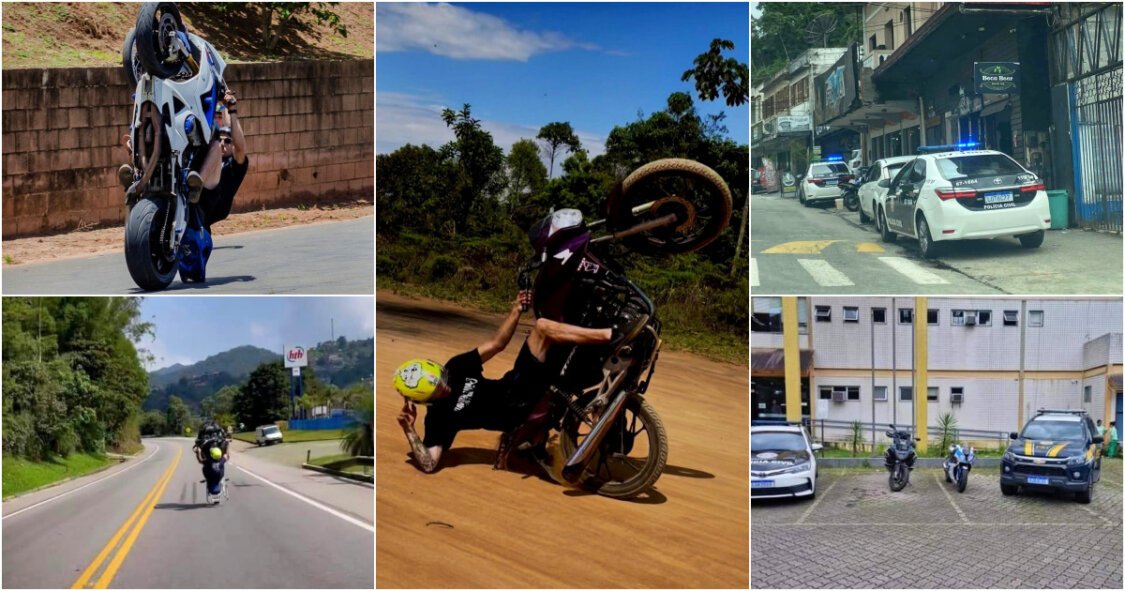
590 213 678 244
561 385 630 483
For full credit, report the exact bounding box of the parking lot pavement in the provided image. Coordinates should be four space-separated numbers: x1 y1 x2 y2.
752 462 1123 589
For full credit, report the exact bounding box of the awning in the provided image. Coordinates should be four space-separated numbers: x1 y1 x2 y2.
751 348 813 377
1109 373 1122 391
872 3 1052 85
980 99 1011 118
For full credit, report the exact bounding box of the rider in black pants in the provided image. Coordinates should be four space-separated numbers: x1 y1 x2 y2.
193 421 230 496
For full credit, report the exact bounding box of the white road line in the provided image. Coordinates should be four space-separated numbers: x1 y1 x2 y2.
756 522 1112 528
1077 503 1113 526
750 258 760 287
933 471 970 523
795 477 840 524
2 443 161 520
797 259 854 286
878 257 950 284
233 464 374 533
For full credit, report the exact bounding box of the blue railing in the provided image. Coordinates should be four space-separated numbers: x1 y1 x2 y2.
289 415 357 430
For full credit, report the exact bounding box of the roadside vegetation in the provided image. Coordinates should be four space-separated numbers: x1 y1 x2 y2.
231 428 348 444
2 452 115 499
378 40 749 363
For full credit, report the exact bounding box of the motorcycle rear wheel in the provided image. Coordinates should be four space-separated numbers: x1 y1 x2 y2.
608 158 732 255
559 396 668 499
135 2 186 79
125 196 178 291
889 463 908 491
844 193 859 212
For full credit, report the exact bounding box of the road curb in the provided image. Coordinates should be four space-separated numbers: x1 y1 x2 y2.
301 463 373 483
819 457 1003 468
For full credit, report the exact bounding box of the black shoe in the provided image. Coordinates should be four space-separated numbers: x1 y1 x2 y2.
609 313 650 351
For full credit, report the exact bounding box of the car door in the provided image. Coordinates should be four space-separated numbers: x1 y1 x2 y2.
858 160 883 216
890 159 926 236
884 160 916 235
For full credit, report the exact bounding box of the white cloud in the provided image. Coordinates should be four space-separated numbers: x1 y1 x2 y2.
376 92 605 162
376 3 598 61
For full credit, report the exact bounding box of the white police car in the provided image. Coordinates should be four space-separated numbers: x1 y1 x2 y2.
857 156 916 225
798 157 854 207
873 145 1051 258
751 422 822 500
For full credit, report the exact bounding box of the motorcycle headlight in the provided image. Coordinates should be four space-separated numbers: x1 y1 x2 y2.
1003 451 1015 462
776 462 811 475
1066 454 1086 466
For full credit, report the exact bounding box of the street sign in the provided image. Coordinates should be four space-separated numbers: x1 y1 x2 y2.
292 367 301 377
974 62 1020 94
284 345 308 368
816 401 828 420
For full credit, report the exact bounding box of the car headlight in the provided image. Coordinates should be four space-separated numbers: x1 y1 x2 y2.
1003 451 1015 462
775 462 811 475
1066 454 1086 466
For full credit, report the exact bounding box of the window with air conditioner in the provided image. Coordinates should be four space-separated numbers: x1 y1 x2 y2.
844 307 860 322
816 305 832 322
951 387 964 404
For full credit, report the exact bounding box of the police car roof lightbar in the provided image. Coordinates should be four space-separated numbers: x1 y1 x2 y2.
916 141 982 154
751 419 802 426
1035 408 1089 416
822 154 844 162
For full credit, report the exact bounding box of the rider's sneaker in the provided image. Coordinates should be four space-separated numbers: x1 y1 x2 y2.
609 312 650 352
186 171 204 203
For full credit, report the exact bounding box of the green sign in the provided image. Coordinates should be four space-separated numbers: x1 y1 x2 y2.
974 62 1020 94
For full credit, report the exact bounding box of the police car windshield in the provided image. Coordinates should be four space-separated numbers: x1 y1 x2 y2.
752 432 806 452
885 163 908 178
810 163 849 177
1021 419 1085 441
935 154 1025 180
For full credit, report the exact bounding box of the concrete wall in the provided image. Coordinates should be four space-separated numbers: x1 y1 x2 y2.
2 59 373 238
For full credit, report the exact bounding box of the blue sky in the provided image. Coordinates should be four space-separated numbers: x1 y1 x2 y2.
376 2 749 157
138 297 374 371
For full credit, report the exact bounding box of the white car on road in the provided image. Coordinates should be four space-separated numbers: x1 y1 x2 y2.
858 156 916 225
751 422 822 500
798 160 853 206
874 147 1051 258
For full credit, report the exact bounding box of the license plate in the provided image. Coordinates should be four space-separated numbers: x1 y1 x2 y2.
984 191 1013 204
1027 476 1050 485
752 480 775 488
825 179 838 185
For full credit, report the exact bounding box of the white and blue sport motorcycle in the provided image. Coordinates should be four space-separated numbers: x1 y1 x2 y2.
120 2 227 291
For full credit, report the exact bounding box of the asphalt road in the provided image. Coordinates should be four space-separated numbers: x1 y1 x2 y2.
375 292 749 588
751 192 1123 294
2 217 374 295
2 438 373 589
751 464 1122 588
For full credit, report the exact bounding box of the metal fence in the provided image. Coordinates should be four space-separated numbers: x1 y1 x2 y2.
1071 66 1123 232
806 418 1013 451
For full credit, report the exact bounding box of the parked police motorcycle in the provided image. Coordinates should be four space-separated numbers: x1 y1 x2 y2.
120 3 229 290
942 443 975 493
884 424 918 491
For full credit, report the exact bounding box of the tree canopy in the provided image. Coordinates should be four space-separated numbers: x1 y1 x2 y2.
752 4 862 84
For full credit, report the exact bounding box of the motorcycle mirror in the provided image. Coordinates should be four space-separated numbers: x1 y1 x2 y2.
1009 432 1019 439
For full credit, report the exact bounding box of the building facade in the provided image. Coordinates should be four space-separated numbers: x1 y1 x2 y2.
752 297 1123 447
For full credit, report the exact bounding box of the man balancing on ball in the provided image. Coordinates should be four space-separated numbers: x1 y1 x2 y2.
393 290 646 473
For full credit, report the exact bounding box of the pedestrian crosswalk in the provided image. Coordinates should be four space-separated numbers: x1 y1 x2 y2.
750 255 953 289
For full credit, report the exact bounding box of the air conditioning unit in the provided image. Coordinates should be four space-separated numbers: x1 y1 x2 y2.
951 393 964 404
964 314 977 326
832 390 846 402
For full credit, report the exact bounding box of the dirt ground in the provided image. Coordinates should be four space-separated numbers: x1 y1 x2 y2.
375 291 749 588
1 201 371 266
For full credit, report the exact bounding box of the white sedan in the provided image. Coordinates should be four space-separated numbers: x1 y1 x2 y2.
751 423 822 500
798 161 852 206
874 148 1051 258
857 156 916 225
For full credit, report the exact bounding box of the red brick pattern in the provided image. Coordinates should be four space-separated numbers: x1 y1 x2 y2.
2 60 373 238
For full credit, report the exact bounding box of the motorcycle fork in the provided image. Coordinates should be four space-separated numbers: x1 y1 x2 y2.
561 356 632 482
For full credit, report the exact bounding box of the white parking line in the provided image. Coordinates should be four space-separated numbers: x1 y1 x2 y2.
878 257 950 284
2 443 160 520
750 258 760 287
797 259 854 287
1078 503 1113 526
933 471 970 523
795 477 840 525
757 522 1113 528
232 464 374 533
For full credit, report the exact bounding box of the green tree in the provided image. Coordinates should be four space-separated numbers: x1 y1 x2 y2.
682 38 749 107
752 5 862 84
375 144 455 236
214 2 348 51
441 104 506 236
234 362 290 428
140 410 167 436
165 396 190 436
505 138 548 216
537 121 582 179
340 390 373 457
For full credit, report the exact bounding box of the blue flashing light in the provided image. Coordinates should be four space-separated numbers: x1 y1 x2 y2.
916 141 983 154
823 154 844 162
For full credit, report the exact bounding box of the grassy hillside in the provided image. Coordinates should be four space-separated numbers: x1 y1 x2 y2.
1 2 373 69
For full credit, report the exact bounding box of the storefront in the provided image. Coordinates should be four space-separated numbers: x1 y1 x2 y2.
751 349 812 422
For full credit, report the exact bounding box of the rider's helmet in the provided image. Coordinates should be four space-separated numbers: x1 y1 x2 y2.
209 446 223 461
393 359 445 404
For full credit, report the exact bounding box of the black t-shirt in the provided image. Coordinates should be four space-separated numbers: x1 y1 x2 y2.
422 345 549 450
201 155 249 230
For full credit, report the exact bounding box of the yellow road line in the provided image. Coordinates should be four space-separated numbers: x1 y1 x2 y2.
71 446 182 589
855 242 885 253
762 240 838 254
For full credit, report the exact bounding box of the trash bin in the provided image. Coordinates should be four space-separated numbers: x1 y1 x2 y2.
1046 189 1069 230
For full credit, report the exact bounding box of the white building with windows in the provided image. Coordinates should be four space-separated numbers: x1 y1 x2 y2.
752 297 1123 445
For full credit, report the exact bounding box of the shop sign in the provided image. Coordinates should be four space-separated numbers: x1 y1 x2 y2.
974 62 1021 94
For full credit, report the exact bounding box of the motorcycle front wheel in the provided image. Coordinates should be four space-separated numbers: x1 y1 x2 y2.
135 2 187 79
559 396 668 499
957 468 969 493
844 193 859 212
124 196 178 291
121 27 143 87
607 158 732 255
889 462 909 491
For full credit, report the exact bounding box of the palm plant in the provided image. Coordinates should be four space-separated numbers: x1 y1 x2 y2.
937 412 959 454
850 420 863 457
340 392 373 457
